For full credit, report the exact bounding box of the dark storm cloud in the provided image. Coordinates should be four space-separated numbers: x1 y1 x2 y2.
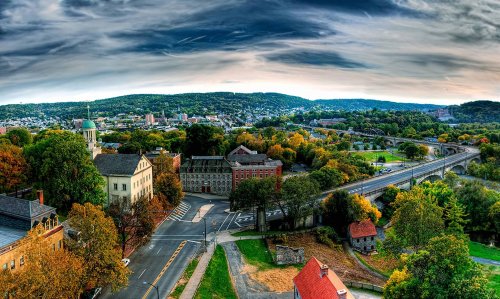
290 0 417 16
265 50 369 69
114 1 334 55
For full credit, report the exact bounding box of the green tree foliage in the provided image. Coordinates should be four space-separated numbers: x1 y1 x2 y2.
67 203 130 291
6 128 32 147
309 165 344 190
24 131 106 212
404 143 419 160
322 190 352 233
384 235 493 299
380 185 400 219
455 180 500 232
154 172 184 206
420 181 455 207
280 176 320 229
185 124 228 156
389 187 444 251
108 196 156 258
443 197 468 236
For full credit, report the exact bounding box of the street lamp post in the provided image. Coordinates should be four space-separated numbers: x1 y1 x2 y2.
203 217 207 251
143 281 159 299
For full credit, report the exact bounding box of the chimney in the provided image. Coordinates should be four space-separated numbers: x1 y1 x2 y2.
320 264 329 278
337 289 347 299
36 190 44 205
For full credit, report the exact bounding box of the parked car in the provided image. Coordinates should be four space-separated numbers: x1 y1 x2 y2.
121 258 130 267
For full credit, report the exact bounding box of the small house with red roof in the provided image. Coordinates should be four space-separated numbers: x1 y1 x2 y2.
293 257 354 299
348 219 378 254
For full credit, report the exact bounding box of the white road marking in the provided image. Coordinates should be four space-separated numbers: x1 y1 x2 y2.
156 247 162 255
226 212 238 230
217 213 231 233
186 240 201 244
138 269 147 279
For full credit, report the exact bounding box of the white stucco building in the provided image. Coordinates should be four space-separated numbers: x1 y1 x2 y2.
93 154 153 206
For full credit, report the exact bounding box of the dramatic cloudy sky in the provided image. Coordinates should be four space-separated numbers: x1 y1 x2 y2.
0 0 499 105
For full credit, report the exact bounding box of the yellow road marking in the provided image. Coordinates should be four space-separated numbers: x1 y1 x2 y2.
141 240 187 299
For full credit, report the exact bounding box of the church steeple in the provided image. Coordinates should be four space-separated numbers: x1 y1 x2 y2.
82 105 101 160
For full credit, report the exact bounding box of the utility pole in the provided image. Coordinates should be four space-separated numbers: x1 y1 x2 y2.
203 217 207 252
143 281 159 299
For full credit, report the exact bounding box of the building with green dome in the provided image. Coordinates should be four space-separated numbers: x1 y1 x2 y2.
82 106 101 160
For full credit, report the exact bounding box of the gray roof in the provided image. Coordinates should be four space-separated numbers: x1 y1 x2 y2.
0 225 26 249
94 154 143 176
227 154 267 164
180 156 233 172
0 195 55 220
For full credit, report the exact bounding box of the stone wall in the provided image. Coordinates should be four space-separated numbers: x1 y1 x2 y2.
275 245 304 265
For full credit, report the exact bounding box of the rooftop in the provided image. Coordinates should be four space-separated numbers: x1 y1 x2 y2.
94 154 145 176
293 257 354 299
0 225 26 249
349 219 377 239
82 119 96 129
0 194 55 220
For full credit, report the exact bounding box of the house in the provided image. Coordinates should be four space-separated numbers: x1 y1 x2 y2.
348 219 378 254
94 154 153 206
0 191 63 272
293 257 354 299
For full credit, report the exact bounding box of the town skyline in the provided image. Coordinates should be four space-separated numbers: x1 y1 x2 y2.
1 0 499 105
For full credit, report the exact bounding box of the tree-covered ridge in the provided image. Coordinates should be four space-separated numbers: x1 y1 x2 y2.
0 92 443 120
449 100 500 123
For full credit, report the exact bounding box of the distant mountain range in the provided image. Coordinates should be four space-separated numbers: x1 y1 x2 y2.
0 92 495 122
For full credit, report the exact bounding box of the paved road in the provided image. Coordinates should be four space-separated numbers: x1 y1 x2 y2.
102 195 237 299
333 148 479 197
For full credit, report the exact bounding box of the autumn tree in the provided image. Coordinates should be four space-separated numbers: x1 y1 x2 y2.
24 131 106 212
6 127 32 147
350 193 381 224
154 150 175 176
388 187 444 252
280 176 320 229
108 196 156 257
417 144 429 159
0 226 85 298
384 235 492 298
155 172 184 206
0 143 27 194
309 165 344 190
67 203 129 291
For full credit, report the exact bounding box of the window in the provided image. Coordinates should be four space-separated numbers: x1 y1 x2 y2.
364 237 366 242
357 239 360 243
2 263 7 270
20 256 24 266
371 245 374 250
58 240 62 249
52 244 56 251
10 260 15 270
371 236 374 241
113 183 118 190
122 184 127 191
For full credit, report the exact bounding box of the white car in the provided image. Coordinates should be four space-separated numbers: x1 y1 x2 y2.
121 258 130 267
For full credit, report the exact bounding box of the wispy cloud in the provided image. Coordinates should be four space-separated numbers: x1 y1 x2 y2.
0 0 498 105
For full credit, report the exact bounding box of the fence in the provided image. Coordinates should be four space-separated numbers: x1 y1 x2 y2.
344 280 384 293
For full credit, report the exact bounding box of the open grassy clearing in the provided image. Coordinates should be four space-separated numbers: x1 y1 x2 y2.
469 241 500 261
169 257 199 299
354 151 403 163
235 239 277 271
195 245 237 299
485 265 500 296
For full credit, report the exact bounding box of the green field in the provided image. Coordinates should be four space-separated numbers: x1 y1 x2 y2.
195 245 237 299
235 239 276 270
170 258 199 299
354 151 403 163
469 241 500 261
485 265 500 297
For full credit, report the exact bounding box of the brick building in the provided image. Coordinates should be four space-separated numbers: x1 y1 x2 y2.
348 219 378 254
180 156 233 195
180 145 282 196
228 145 282 190
293 257 354 299
0 192 63 272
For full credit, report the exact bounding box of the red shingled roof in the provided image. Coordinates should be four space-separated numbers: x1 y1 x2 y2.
349 219 377 238
293 257 354 299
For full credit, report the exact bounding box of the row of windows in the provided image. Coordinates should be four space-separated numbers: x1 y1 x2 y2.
235 173 273 179
133 186 151 201
184 174 231 179
186 180 231 187
186 186 230 193
138 160 150 171
2 240 62 271
113 183 127 191
355 236 375 242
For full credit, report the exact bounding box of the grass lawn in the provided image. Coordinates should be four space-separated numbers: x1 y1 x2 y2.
235 239 276 271
355 151 403 163
354 252 397 278
169 257 199 299
469 241 500 261
195 245 237 299
485 265 500 297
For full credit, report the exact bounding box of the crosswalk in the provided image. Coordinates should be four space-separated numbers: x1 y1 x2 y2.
166 201 191 221
235 209 282 223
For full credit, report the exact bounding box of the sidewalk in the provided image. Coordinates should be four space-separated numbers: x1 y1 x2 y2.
179 242 215 299
343 241 388 281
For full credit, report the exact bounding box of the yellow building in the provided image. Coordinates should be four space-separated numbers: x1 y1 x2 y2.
0 192 63 272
